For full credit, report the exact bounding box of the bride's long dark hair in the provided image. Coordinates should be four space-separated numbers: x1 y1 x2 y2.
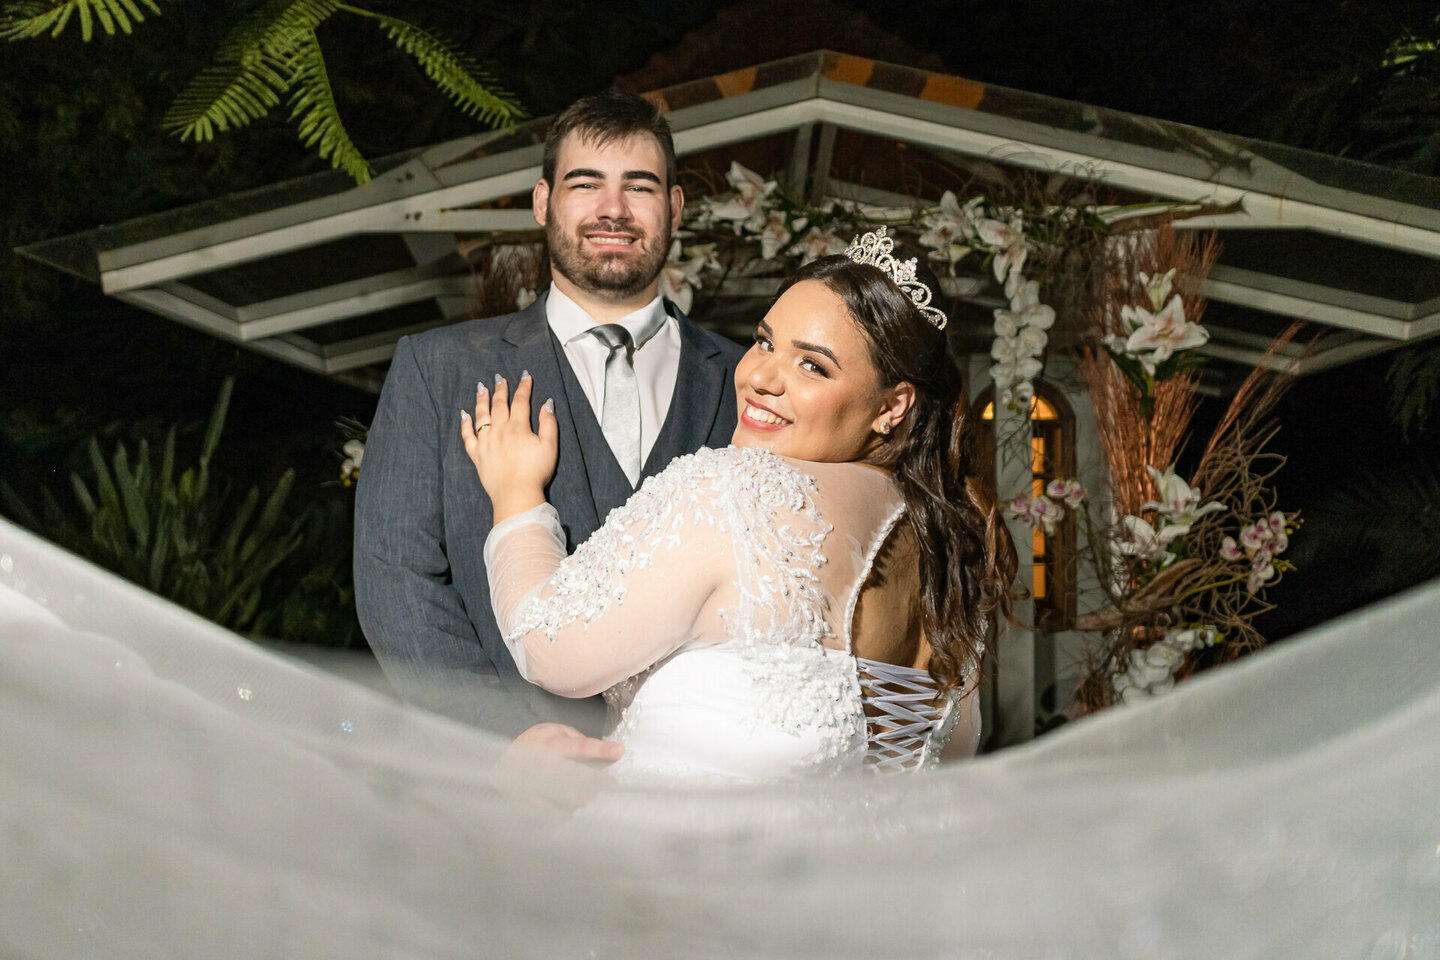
775 254 1018 690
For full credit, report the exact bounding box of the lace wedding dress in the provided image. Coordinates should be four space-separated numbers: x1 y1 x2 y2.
484 445 974 782
4 507 1438 958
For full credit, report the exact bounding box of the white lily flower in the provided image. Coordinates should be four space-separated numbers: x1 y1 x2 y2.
758 211 793 261
342 439 365 467
790 226 847 264
1114 515 1177 566
976 216 1028 287
918 191 983 250
658 239 709 314
1139 268 1176 312
1123 294 1209 374
1142 464 1226 528
707 161 777 231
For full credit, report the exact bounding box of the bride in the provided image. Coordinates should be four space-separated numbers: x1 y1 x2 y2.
463 229 1017 782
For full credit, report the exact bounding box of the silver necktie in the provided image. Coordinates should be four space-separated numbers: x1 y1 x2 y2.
590 323 641 485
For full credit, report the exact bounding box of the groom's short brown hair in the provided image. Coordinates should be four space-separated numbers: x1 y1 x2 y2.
541 89 677 189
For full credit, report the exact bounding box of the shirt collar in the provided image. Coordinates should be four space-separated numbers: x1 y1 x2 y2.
545 283 670 348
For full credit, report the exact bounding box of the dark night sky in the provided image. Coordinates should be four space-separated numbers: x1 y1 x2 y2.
4 0 1437 639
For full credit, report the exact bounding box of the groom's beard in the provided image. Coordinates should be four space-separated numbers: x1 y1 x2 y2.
546 217 670 300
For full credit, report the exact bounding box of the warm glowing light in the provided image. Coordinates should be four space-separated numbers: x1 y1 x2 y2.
980 396 1059 420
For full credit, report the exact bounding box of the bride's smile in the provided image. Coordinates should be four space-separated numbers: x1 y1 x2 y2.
732 279 908 463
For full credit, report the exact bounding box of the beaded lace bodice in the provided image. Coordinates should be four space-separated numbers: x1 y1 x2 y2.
483 446 974 781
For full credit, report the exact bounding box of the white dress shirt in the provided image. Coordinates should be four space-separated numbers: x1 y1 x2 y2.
545 284 681 468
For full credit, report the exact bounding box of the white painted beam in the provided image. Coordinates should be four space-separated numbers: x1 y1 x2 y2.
233 275 468 339
1201 276 1412 340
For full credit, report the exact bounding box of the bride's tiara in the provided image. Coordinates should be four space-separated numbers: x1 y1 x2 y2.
844 226 948 331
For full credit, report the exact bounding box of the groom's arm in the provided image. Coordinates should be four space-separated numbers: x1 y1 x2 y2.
354 337 502 715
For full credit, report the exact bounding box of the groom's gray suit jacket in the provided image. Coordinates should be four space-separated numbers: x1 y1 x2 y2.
354 295 744 734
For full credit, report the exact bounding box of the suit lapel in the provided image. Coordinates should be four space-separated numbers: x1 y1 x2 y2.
499 296 600 536
643 304 729 479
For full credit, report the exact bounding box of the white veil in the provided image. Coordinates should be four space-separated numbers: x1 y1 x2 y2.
2 515 1436 959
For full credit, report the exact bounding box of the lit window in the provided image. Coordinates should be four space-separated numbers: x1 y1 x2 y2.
976 385 1075 629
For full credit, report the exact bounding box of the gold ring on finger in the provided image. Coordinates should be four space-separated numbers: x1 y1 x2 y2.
476 422 492 432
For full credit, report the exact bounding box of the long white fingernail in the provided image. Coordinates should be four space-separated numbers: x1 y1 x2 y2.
542 398 554 413
477 381 487 395
494 373 505 388
521 369 531 381
460 409 471 422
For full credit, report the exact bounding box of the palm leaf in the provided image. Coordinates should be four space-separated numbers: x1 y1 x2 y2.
286 28 371 183
0 0 160 42
1387 343 1440 440
369 14 524 128
1308 461 1440 594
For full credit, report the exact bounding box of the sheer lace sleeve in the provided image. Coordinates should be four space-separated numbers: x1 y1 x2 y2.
482 450 733 699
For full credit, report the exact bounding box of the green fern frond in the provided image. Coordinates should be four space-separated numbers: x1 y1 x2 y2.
368 14 525 128
0 0 160 42
163 55 292 140
163 0 339 141
215 0 337 61
286 28 371 183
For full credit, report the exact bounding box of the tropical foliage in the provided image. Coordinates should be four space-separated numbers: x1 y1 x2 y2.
163 1 524 182
1 378 303 633
3 0 525 183
0 0 160 41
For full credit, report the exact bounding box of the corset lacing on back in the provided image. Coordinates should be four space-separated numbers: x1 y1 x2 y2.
846 503 971 773
856 657 957 772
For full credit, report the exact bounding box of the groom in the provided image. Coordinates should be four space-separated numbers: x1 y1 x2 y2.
355 90 744 737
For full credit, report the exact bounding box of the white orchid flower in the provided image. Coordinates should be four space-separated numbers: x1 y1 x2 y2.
993 313 1019 338
990 333 1027 364
1123 295 1208 374
340 439 365 485
1045 478 1086 508
1005 493 1064 536
1220 536 1243 561
1017 325 1049 356
1247 552 1276 593
1007 280 1055 330
990 351 1039 391
1119 683 1152 705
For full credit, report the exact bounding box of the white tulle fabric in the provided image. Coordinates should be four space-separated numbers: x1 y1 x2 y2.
484 445 963 781
3 514 1438 959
